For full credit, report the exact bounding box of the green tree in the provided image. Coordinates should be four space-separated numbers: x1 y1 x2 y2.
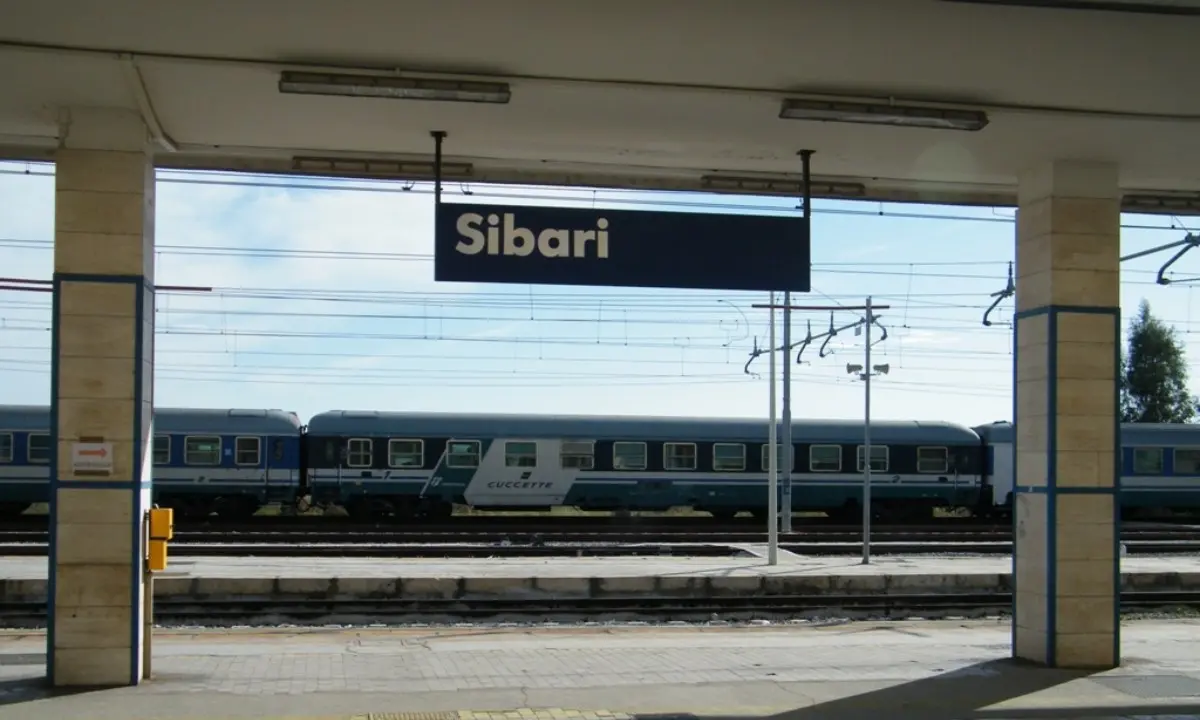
1120 299 1196 423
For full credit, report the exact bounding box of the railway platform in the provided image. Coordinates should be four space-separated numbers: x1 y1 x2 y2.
2 548 1199 606
0 618 1197 718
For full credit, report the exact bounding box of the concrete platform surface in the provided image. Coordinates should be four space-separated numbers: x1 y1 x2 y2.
5 553 1200 603
0 618 1199 719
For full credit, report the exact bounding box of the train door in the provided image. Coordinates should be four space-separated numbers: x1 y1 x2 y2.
991 441 1014 508
266 436 286 504
949 449 961 504
262 434 272 502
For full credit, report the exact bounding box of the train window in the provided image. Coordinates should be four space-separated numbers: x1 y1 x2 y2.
153 435 170 465
664 442 697 471
856 445 889 473
613 442 647 470
505 441 538 468
388 439 424 468
234 437 261 466
809 445 841 473
1174 448 1200 474
27 433 50 464
447 440 481 468
273 439 285 462
761 444 795 472
917 446 949 474
345 438 373 468
561 441 595 470
713 443 746 472
1133 448 1164 474
0 433 11 463
184 436 221 466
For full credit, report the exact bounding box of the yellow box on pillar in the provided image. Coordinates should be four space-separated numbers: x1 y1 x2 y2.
147 507 173 572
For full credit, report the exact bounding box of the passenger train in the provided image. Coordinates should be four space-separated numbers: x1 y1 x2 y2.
1 403 1198 522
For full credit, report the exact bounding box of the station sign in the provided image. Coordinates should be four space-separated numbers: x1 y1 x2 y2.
433 203 810 292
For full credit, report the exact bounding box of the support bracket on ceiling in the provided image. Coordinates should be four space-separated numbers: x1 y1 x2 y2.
119 54 177 152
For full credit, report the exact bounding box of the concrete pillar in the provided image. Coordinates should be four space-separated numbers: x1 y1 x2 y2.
1012 159 1121 669
49 107 155 687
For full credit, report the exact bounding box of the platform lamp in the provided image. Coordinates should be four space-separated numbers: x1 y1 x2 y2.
846 360 890 565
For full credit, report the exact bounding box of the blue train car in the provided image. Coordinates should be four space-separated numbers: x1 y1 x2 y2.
1119 423 1200 516
0 405 52 516
974 420 1200 518
0 405 304 519
306 410 987 521
152 408 305 519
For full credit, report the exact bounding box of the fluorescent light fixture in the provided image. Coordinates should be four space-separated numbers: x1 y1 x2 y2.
279 71 512 104
939 0 1200 17
780 98 989 131
1122 193 1200 213
292 156 474 179
701 174 866 198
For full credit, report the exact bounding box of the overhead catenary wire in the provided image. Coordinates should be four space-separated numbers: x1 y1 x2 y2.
1 162 1196 234
3 163 1199 412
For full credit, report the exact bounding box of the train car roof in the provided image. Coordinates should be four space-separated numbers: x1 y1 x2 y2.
972 421 1013 443
0 405 302 434
153 408 303 434
0 405 49 430
1120 422 1200 446
973 420 1200 446
308 410 982 443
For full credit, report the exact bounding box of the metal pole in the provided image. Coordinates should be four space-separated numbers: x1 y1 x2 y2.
431 131 446 208
781 290 792 533
862 295 873 565
784 149 813 534
767 292 779 565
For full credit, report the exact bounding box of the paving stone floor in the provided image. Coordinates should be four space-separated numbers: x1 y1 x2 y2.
0 618 1197 719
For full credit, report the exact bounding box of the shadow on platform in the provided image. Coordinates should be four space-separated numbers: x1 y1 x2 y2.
680 659 1200 720
0 675 93 707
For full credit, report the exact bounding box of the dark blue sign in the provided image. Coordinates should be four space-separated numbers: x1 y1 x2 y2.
433 203 810 292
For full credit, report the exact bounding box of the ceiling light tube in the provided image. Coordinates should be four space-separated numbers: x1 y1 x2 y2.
1122 193 1200 213
292 156 474 179
701 174 866 198
780 98 989 131
279 71 512 104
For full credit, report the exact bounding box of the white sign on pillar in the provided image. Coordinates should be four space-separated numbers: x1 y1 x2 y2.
71 442 114 475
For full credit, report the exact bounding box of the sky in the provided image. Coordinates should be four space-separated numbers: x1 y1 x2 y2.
1 160 1197 427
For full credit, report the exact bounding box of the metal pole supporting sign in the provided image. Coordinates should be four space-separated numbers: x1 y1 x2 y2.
862 295 873 565
781 149 815 534
767 292 779 566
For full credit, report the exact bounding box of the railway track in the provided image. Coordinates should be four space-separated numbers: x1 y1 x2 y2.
0 525 1191 546
0 536 1196 557
0 590 1196 625
0 529 1019 544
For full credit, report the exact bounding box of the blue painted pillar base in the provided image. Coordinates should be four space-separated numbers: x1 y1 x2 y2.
1012 304 1121 669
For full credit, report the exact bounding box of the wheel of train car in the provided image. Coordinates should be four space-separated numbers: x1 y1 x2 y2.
827 501 860 523
159 497 208 520
0 502 29 519
345 499 387 521
214 496 258 520
878 503 936 524
708 508 738 520
416 499 453 519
